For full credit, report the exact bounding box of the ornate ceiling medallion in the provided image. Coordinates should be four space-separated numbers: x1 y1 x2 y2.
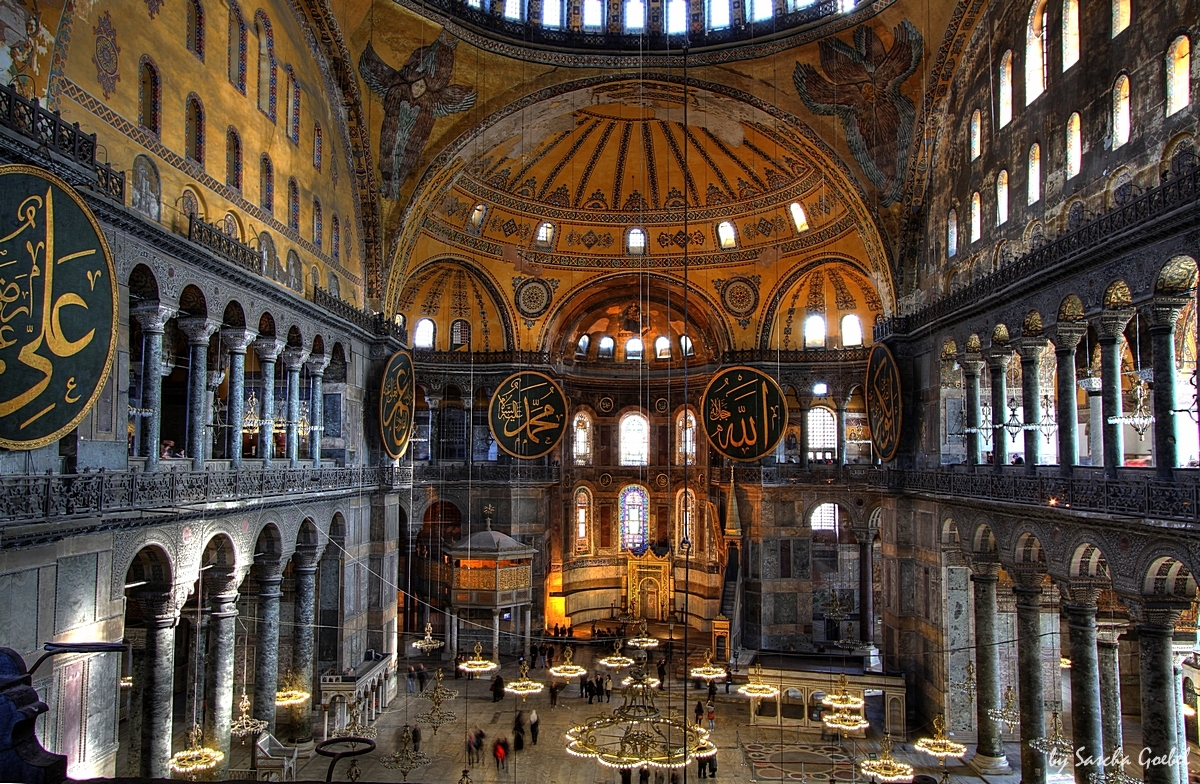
716 276 760 326
514 277 554 319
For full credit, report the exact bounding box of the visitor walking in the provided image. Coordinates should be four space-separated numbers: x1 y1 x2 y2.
657 659 667 690
706 700 716 730
411 723 422 753
406 666 416 694
698 755 709 778
530 709 540 744
493 737 508 770
549 680 560 707
694 700 704 726
491 674 505 702
604 674 613 702
417 663 428 692
586 676 596 704
708 755 717 778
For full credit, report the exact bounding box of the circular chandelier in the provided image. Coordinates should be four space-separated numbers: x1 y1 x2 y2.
505 662 545 701
1029 711 1073 759
859 734 915 783
689 648 725 681
1060 657 1072 669
627 619 660 649
458 641 499 676
168 724 224 779
823 706 869 732
987 685 1021 732
549 645 588 680
821 673 865 711
622 674 661 688
737 663 779 699
230 690 268 738
914 715 967 760
276 688 310 707
333 699 378 741
950 661 977 700
1087 747 1140 784
379 724 431 781
599 638 635 669
412 622 445 655
419 668 460 703
566 649 716 770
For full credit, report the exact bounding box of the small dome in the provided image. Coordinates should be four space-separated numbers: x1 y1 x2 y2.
449 525 537 557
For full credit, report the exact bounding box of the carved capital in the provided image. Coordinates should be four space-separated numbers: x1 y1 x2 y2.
1058 579 1107 608
131 302 176 334
177 316 220 346
253 337 285 364
1016 337 1049 361
130 589 182 627
1078 376 1104 394
970 558 1001 580
206 370 226 390
1096 619 1129 645
985 349 1013 372
958 352 985 376
1147 296 1191 331
1051 321 1087 351
220 327 258 354
1123 595 1192 631
1097 309 1135 341
281 346 311 372
306 354 331 377
1006 562 1047 590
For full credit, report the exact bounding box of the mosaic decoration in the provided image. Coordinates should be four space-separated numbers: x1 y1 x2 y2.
657 230 705 248
827 269 857 310
488 371 568 459
806 269 826 313
514 277 554 319
0 166 119 450
715 276 760 326
92 13 120 99
743 215 786 239
359 32 477 200
865 343 902 462
379 350 415 459
566 229 614 249
700 366 787 462
743 743 856 781
793 20 923 205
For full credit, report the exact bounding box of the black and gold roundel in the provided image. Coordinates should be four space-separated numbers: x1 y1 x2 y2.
865 343 902 462
488 371 567 459
700 366 787 462
0 166 118 450
379 350 416 458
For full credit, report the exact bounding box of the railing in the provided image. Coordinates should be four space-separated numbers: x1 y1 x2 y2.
0 82 125 202
870 467 1199 524
413 349 552 365
414 464 560 483
313 286 373 332
188 215 262 273
876 163 1200 341
721 347 871 364
732 463 879 485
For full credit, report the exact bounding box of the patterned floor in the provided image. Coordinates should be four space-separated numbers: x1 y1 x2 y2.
742 742 858 781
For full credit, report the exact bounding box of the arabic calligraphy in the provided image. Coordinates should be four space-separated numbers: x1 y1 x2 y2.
379 350 415 458
865 343 902 461
700 366 787 462
0 166 117 450
488 371 567 459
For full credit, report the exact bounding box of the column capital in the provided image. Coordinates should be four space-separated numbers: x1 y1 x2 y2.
1097 309 1135 341
131 302 176 333
203 568 243 601
1051 321 1088 350
1016 337 1050 358
1057 579 1108 608
1121 595 1192 631
426 392 444 408
206 370 226 390
292 545 323 572
130 589 182 628
253 337 285 363
177 316 220 346
281 345 311 371
1147 296 1191 330
958 353 986 375
1006 562 1047 591
970 559 1001 580
306 354 331 376
1078 376 1104 393
254 559 286 586
985 349 1013 371
220 327 258 354
1095 619 1129 645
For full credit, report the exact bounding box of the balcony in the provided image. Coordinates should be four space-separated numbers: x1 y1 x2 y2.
412 463 560 484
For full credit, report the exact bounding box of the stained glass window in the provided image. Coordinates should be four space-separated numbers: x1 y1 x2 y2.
288 178 299 230
1028 144 1041 203
255 11 275 118
970 110 982 160
598 336 615 359
947 209 957 256
139 58 161 133
970 192 981 241
331 215 340 259
313 197 323 247
575 334 590 358
628 227 646 254
1112 0 1129 36
808 407 836 451
314 123 323 171
260 154 273 212
999 50 1013 126
619 485 648 550
655 336 671 359
227 2 246 92
620 412 649 466
790 202 809 232
187 0 205 58
625 337 644 361
186 96 205 164
810 502 840 531
841 314 863 346
543 0 562 27
717 220 737 248
1062 0 1079 69
226 127 242 190
624 0 644 30
804 314 826 348
582 0 602 27
414 318 435 349
573 412 592 466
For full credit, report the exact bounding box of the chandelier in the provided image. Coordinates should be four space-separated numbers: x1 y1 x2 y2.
914 715 967 760
737 663 779 699
821 673 865 710
333 699 378 741
276 670 310 708
1029 711 1073 760
378 724 431 781
987 685 1020 732
230 690 268 739
415 671 458 734
458 641 499 676
689 648 726 681
950 661 977 700
833 633 862 651
242 390 261 434
823 706 869 732
627 619 660 649
598 638 634 669
1060 657 1072 669
962 397 994 445
1108 374 1155 441
412 622 445 655
549 645 588 680
168 724 224 779
859 734 914 783
419 668 460 704
1023 393 1058 442
1087 747 1140 784
504 662 545 701
825 590 847 621
566 648 716 770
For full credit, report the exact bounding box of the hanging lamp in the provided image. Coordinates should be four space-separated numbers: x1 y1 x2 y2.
378 724 431 781
504 662 545 701
821 673 865 710
598 638 635 669
458 641 499 675
169 571 224 778
549 645 588 680
914 715 967 760
859 734 915 783
986 684 1020 732
689 647 725 681
412 622 445 655
737 663 779 699
626 618 660 649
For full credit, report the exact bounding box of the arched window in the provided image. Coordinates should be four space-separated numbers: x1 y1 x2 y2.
1028 143 1042 203
970 192 981 242
716 220 737 249
667 0 686 35
287 178 299 230
185 95 205 164
227 3 246 91
749 0 771 21
804 314 826 348
677 488 697 548
841 314 863 347
598 336 615 359
810 501 840 531
469 203 487 231
414 318 435 349
969 110 982 160
947 210 957 257
655 336 671 359
999 50 1013 127
312 198 323 247
286 249 302 291
676 410 696 465
536 221 555 247
225 127 242 189
625 337 644 361
542 0 562 27
187 0 204 58
331 216 340 259
1062 0 1080 69
139 58 161 134
285 67 300 143
619 485 649 550
575 487 592 552
996 170 1009 225
260 154 273 212
573 412 593 466
1167 36 1192 116
709 0 731 29
807 407 837 458
503 0 522 20
679 335 694 357
1113 74 1131 148
575 334 590 358
1026 0 1047 104
1112 0 1129 36
620 411 649 466
582 0 602 27
313 123 323 171
1066 112 1082 178
254 12 275 118
790 202 809 232
450 319 471 349
628 227 646 254
624 0 645 30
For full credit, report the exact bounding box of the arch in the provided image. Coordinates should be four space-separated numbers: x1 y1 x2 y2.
285 324 304 348
573 410 593 466
1066 112 1082 178
414 317 435 349
969 521 997 555
125 544 174 589
396 257 517 352
253 521 284 567
941 517 961 548
998 50 1013 126
618 484 649 551
996 170 1009 225
1012 531 1046 565
226 126 242 190
574 486 593 553
1062 0 1079 69
1069 541 1112 579
186 0 204 57
1144 556 1197 598
619 410 649 466
1102 280 1133 309
222 299 246 329
1058 294 1085 322
675 408 697 466
286 250 302 292
313 122 323 171
1167 35 1192 116
296 517 321 549
1156 256 1199 297
258 310 277 338
254 10 276 118
179 283 208 319
1113 73 1131 148
1025 0 1048 104
201 531 239 571
138 56 161 134
227 0 247 92
1023 309 1044 336
185 94 205 164
969 109 982 160
128 263 161 303
992 323 1010 345
420 500 462 546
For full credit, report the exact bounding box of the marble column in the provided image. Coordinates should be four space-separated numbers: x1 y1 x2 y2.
253 561 285 735
524 606 532 660
1065 585 1105 784
449 609 458 654
1130 600 1187 784
1098 310 1134 479
835 405 847 466
205 370 225 460
426 394 442 465
1052 325 1086 476
1172 649 1189 784
987 350 1013 470
221 328 257 468
1150 299 1189 481
1095 620 1125 756
202 570 241 770
1018 339 1047 473
797 407 809 469
492 609 501 664
858 536 874 644
1079 378 1105 467
281 347 310 465
178 317 220 471
961 355 985 468
253 338 284 465
132 303 176 472
291 547 320 743
306 355 330 467
132 590 180 778
1012 572 1046 784
971 562 1010 773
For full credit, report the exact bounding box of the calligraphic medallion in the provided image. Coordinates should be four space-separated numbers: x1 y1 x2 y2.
700 366 787 462
865 343 902 462
488 370 567 459
379 350 416 458
0 166 118 450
